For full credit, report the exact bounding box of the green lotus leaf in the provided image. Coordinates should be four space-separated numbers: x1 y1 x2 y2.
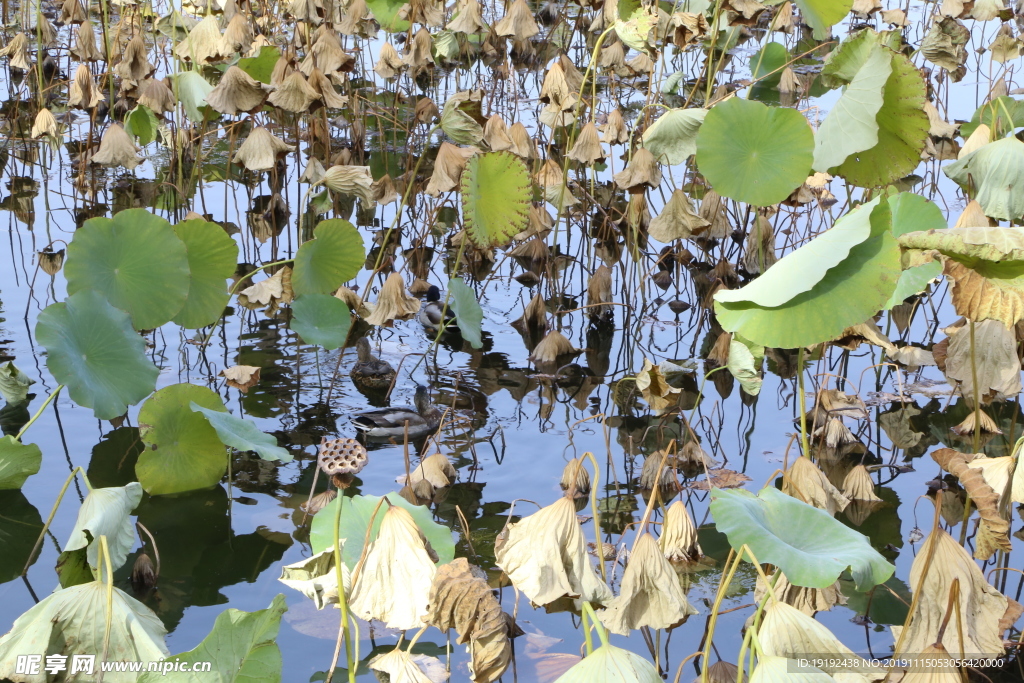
715 198 901 348
0 581 169 681
0 491 44 583
709 487 895 591
884 192 948 308
834 51 929 187
440 95 484 145
462 151 531 248
171 70 216 124
793 0 853 40
0 436 41 490
821 28 901 88
63 482 142 572
944 137 1024 221
124 104 159 146
899 225 1024 261
139 594 287 683
237 45 280 84
290 294 352 351
365 0 410 32
172 218 239 328
554 643 660 683
727 334 764 396
0 361 33 405
65 208 191 330
448 277 483 349
35 290 160 420
641 108 707 166
812 46 891 172
750 42 788 88
136 383 229 496
695 98 813 206
292 219 364 296
310 492 455 570
190 402 292 462
961 96 1024 139
613 0 658 53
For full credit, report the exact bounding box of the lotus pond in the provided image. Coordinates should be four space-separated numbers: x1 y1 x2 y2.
2 0 1024 681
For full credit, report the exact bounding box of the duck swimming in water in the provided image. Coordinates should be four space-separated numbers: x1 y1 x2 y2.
418 285 458 336
352 385 442 439
349 337 396 391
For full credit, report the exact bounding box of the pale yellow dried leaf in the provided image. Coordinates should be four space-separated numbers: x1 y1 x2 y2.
365 272 421 325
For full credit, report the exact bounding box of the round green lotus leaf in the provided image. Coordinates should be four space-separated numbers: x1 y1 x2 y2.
35 290 160 420
136 383 229 496
290 294 351 350
695 98 813 206
172 218 239 329
461 151 531 248
65 208 191 330
309 492 455 570
710 487 894 591
291 219 364 296
834 52 929 188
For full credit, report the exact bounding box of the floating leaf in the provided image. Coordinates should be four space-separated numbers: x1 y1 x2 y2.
290 294 352 351
36 290 160 420
0 436 41 490
136 383 229 495
65 208 191 330
0 361 33 405
641 108 707 165
309 492 455 570
139 594 287 683
695 98 814 206
710 487 894 590
172 218 239 329
292 219 365 296
461 151 531 248
448 277 483 349
190 401 293 462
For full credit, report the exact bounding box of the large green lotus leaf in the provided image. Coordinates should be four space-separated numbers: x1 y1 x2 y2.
717 197 881 309
139 594 287 683
171 70 216 124
944 137 1024 221
0 491 44 583
961 96 1024 139
63 482 142 572
136 383 228 495
236 45 280 84
366 0 410 32
0 361 33 404
834 51 929 187
310 492 455 569
190 402 292 462
36 290 160 420
65 208 191 330
641 108 707 166
695 98 813 206
709 487 894 591
292 219 364 296
0 436 41 490
172 218 239 329
793 0 853 40
715 211 901 348
820 29 901 88
554 643 660 683
0 581 169 682
812 46 891 172
884 192 948 308
290 294 351 351
448 277 483 349
462 151 531 248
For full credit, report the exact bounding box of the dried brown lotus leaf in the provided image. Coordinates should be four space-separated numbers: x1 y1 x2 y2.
559 458 591 497
528 330 580 364
339 0 373 35
931 448 1010 559
350 505 437 630
901 643 960 682
240 267 291 306
137 78 176 116
308 68 347 108
271 53 295 86
508 122 538 159
743 215 777 274
783 455 849 515
268 71 319 113
586 265 613 319
600 108 630 145
59 0 88 24
755 572 845 615
842 465 882 502
705 661 740 683
965 454 1017 508
318 437 368 476
698 189 731 239
38 248 65 275
73 21 102 62
634 359 680 414
894 528 1016 657
598 533 697 635
812 417 854 449
511 292 548 342
832 320 896 354
482 115 513 152
625 52 654 74
0 33 30 71
232 126 295 172
951 407 1001 436
372 174 400 205
567 123 605 164
944 319 1022 402
365 272 421 325
493 496 612 606
415 97 440 124
222 365 261 392
410 453 456 489
300 157 327 185
494 0 539 42
759 601 883 678
334 286 376 318
614 149 662 191
660 500 701 562
425 143 479 196
322 165 374 204
69 63 103 109
449 0 486 33
31 109 59 139
301 29 351 76
403 28 435 74
639 451 679 492
953 199 994 228
206 65 267 115
647 190 709 243
92 123 142 170
373 41 404 79
174 15 226 63
115 34 156 86
958 123 991 159
369 648 444 683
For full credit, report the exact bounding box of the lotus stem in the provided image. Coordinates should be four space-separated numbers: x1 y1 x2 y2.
581 600 609 649
326 495 355 683
582 451 606 582
21 466 90 577
15 384 63 441
581 604 594 656
797 347 810 457
98 535 114 683
699 547 742 682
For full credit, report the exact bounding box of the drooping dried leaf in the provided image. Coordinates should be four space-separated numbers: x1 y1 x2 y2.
660 500 701 562
931 448 1010 559
222 365 261 392
364 272 421 325
782 456 849 516
943 319 1022 403
634 358 681 414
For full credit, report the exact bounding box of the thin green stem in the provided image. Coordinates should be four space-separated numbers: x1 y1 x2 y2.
22 467 90 577
15 384 62 441
797 347 810 458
